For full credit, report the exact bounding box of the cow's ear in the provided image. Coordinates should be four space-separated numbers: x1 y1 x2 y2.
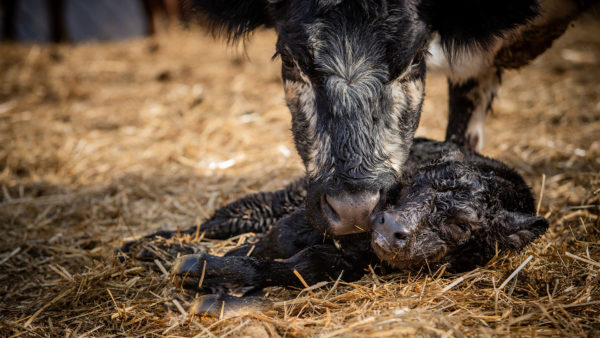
189 0 279 41
491 211 548 251
417 0 540 51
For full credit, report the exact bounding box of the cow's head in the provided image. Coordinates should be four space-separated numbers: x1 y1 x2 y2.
191 0 539 236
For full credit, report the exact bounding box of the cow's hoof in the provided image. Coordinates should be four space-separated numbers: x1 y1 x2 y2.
190 294 273 319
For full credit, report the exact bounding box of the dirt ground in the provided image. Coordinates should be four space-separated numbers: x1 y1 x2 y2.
1 14 599 337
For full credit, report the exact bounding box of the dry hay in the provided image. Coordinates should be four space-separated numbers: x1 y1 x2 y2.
1 15 599 337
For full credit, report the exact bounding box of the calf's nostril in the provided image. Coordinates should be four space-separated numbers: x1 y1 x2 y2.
394 231 408 241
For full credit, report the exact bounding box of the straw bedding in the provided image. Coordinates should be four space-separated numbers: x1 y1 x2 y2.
0 16 599 337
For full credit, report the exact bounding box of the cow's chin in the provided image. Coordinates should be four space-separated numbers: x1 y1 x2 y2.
371 238 449 270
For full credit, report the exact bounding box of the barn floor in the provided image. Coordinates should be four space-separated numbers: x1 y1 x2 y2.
1 16 599 337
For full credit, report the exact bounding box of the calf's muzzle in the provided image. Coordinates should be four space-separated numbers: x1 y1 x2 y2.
371 211 410 251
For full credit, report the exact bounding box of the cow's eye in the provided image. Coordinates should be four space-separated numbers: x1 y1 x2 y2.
275 50 293 67
410 56 421 67
274 46 296 66
387 50 428 83
277 49 308 83
409 50 428 70
281 56 296 71
410 59 421 70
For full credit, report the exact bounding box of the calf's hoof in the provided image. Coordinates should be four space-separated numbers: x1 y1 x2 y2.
172 254 208 289
190 294 273 319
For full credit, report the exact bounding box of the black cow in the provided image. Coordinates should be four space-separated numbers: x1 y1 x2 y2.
187 0 596 236
166 138 547 301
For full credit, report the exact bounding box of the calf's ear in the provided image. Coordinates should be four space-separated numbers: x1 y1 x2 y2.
439 150 465 163
493 211 548 250
417 0 539 51
189 0 277 41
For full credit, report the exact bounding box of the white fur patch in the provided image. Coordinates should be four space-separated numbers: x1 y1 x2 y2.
464 71 500 151
465 108 486 151
283 79 323 178
384 78 425 171
428 0 582 84
427 34 500 84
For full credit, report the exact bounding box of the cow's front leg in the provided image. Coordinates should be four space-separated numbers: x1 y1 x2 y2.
445 69 502 151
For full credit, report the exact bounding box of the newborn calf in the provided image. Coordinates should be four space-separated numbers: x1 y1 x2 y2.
169 138 548 292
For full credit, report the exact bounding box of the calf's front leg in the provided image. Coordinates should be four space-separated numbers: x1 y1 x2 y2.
117 179 307 260
172 244 372 292
224 208 325 260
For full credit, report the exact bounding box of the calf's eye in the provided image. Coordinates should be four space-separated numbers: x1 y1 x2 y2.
444 222 471 244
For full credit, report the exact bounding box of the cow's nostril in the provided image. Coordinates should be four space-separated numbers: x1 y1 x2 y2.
321 193 340 223
323 191 380 236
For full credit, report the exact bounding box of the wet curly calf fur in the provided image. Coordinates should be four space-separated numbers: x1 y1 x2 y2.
127 139 548 295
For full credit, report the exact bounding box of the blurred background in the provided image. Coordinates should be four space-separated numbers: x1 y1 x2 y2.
0 0 191 43
0 1 599 336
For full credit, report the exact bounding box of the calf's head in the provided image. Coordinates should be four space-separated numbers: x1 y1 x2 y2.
370 151 548 271
191 0 539 236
